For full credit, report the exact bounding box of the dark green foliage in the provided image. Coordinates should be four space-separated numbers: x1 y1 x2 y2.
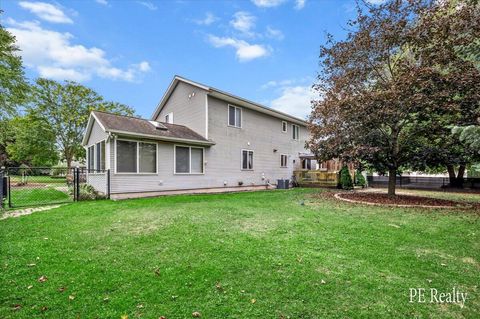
354 169 366 187
339 165 353 190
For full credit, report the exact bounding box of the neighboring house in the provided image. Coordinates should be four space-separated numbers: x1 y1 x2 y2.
82 75 310 198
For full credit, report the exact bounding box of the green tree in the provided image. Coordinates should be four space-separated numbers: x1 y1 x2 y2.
0 12 30 120
6 113 58 166
30 78 135 169
339 166 353 190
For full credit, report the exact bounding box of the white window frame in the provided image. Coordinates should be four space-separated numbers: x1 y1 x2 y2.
292 124 299 140
87 145 95 172
173 145 205 175
89 140 106 174
165 112 174 124
114 138 158 175
227 104 242 128
282 121 288 133
241 149 254 171
280 154 288 168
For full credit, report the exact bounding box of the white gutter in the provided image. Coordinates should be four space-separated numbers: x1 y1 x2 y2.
107 129 216 146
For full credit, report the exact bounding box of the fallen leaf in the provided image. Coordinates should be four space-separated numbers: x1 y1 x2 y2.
27 285 33 289
251 299 256 304
12 304 21 311
103 297 110 302
43 237 48 240
171 295 178 300
159 317 167 319
154 268 160 276
69 295 75 300
58 287 67 292
41 306 48 312
215 282 223 291
321 279 326 284
38 275 47 283
192 311 201 317
427 279 432 283
137 304 144 308
441 263 447 266
27 263 36 267
121 315 128 319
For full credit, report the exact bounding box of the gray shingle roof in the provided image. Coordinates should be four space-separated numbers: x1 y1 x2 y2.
92 111 213 145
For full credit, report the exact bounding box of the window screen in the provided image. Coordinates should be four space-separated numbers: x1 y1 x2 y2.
281 155 288 167
139 142 156 173
191 148 203 173
88 146 94 171
175 146 190 173
282 121 287 132
228 105 236 126
292 125 299 140
116 140 137 173
242 150 253 170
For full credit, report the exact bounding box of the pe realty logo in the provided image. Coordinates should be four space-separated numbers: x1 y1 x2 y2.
409 287 467 308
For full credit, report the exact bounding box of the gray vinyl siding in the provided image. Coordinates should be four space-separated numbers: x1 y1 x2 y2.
107 95 308 194
155 81 208 138
86 120 107 146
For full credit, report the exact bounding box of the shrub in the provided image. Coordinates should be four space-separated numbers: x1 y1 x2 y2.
339 165 353 190
69 184 105 200
355 169 366 187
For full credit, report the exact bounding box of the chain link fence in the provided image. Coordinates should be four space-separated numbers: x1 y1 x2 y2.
367 175 480 191
0 167 110 209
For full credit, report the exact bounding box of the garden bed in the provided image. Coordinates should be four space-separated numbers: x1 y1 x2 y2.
335 192 475 209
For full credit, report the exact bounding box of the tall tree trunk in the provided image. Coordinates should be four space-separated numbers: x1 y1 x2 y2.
457 165 466 179
388 168 397 196
446 164 457 186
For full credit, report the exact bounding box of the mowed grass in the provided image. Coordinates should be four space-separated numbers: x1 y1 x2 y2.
9 188 72 208
0 189 479 318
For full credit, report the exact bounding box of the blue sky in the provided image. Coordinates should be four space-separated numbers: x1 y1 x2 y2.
2 0 365 119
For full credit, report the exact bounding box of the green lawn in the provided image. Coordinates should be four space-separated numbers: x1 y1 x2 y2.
9 176 68 184
9 187 72 208
1 189 479 318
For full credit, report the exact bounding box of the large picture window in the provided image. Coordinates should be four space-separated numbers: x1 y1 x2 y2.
228 105 242 128
175 146 204 174
242 150 253 170
116 140 157 173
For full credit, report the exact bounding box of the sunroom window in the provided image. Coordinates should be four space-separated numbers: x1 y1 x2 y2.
175 146 204 174
116 140 157 173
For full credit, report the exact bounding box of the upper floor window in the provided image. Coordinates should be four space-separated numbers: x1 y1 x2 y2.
228 105 242 128
165 112 174 124
281 154 288 168
292 124 299 140
282 121 287 133
241 150 253 170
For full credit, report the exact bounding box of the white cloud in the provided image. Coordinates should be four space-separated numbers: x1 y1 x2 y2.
207 35 269 62
6 19 150 82
294 0 306 10
137 61 151 72
18 1 73 24
137 1 157 10
270 85 315 119
265 26 284 40
193 12 218 26
251 0 286 8
95 0 109 5
230 11 256 35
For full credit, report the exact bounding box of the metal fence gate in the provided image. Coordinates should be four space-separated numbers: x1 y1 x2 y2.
0 167 110 209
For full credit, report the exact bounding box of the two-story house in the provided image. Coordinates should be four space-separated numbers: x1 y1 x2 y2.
82 76 310 198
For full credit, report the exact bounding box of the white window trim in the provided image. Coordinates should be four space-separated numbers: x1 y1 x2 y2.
241 149 254 171
292 124 299 140
114 138 158 175
280 154 288 168
173 144 205 175
282 121 288 133
227 104 242 129
89 140 106 174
